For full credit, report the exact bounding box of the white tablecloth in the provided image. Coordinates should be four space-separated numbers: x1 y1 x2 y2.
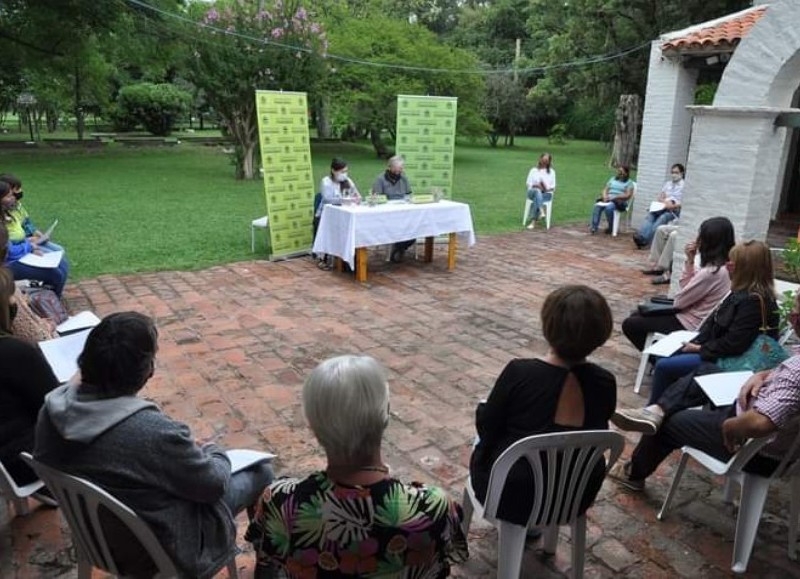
312 200 476 269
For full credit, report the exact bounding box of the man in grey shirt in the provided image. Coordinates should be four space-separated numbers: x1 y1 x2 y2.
373 156 415 262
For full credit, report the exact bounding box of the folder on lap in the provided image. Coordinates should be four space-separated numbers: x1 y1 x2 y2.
226 449 275 473
19 250 63 269
695 371 753 407
643 330 699 358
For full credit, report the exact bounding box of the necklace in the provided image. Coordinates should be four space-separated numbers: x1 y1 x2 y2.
327 464 390 474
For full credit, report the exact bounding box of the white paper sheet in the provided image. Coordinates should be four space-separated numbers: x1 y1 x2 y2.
56 311 101 335
38 328 92 383
18 250 63 269
226 449 275 473
695 371 753 407
644 330 699 357
595 201 613 207
649 201 666 213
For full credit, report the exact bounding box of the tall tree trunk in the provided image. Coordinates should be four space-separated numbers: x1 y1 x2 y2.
74 65 85 141
369 127 389 158
315 95 332 139
611 94 641 169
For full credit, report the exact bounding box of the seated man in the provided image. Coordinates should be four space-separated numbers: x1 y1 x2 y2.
34 311 274 577
632 164 685 249
372 155 415 262
610 292 800 491
641 223 679 285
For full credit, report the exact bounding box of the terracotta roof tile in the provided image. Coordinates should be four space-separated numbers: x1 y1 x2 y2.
662 5 767 54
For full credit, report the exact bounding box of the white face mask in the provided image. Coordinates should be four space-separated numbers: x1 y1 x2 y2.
671 173 682 182
336 172 348 183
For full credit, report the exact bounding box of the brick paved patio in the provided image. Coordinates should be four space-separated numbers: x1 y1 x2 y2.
2 225 798 578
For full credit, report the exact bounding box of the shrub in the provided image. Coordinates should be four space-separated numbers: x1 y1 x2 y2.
548 123 568 145
563 99 615 142
116 83 192 136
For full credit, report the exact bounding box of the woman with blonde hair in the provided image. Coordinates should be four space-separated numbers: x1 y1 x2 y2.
613 240 780 435
525 152 556 229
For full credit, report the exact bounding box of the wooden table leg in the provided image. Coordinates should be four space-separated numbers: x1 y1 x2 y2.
356 247 368 283
447 233 457 270
335 257 343 273
424 237 434 262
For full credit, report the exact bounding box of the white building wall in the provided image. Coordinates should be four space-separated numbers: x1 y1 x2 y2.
633 41 698 227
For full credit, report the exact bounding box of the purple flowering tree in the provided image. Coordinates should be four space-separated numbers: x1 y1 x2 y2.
187 0 326 179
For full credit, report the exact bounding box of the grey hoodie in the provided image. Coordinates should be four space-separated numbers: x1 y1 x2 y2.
35 383 235 579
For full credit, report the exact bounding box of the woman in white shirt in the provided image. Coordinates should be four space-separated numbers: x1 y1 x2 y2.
525 153 556 229
315 158 361 270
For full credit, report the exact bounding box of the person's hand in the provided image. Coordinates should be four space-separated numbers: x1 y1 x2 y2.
684 241 698 262
737 371 769 410
681 342 701 353
721 418 743 453
33 248 43 256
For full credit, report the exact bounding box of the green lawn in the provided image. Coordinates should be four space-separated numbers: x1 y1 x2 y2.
1 136 615 280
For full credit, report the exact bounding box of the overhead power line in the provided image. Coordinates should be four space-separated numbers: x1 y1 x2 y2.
124 0 649 75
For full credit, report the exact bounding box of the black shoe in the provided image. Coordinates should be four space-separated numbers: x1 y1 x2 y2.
633 235 646 249
604 228 612 235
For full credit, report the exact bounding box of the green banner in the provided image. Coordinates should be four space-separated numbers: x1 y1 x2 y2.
395 95 458 199
255 90 315 259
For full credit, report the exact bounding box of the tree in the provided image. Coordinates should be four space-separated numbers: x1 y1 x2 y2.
483 74 530 147
322 13 488 157
186 0 327 179
116 82 192 136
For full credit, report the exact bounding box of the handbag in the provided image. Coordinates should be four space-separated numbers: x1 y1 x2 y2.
637 297 679 317
716 293 789 372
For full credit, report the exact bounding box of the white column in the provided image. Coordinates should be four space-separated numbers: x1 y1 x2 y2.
634 41 698 226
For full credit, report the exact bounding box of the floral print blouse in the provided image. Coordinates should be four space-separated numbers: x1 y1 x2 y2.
245 472 469 578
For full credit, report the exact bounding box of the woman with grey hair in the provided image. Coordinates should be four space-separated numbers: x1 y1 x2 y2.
247 355 468 578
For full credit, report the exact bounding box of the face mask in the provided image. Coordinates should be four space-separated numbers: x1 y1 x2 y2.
671 174 682 182
336 172 348 183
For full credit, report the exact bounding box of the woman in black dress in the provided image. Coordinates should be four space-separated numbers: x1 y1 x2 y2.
469 285 617 525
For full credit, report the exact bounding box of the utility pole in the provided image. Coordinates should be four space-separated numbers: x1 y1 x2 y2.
514 38 521 82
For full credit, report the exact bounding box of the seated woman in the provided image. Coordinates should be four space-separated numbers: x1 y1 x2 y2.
642 223 680 285
314 158 361 270
632 163 685 248
1 182 69 297
246 355 468 578
524 153 556 230
0 266 59 503
0 173 67 254
614 240 779 430
622 216 734 352
589 166 634 234
0 225 56 342
468 285 616 527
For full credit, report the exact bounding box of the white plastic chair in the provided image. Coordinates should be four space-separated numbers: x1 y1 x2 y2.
633 331 666 394
656 428 800 573
0 458 45 518
462 431 624 578
250 216 269 252
20 453 238 579
523 197 553 230
611 183 636 237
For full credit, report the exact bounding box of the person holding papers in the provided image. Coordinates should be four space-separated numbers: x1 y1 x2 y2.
1 183 69 297
622 217 734 351
609 292 800 492
0 174 66 254
589 165 634 234
0 266 59 502
524 152 556 230
34 312 273 578
614 240 779 430
632 164 685 249
247 355 468 578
